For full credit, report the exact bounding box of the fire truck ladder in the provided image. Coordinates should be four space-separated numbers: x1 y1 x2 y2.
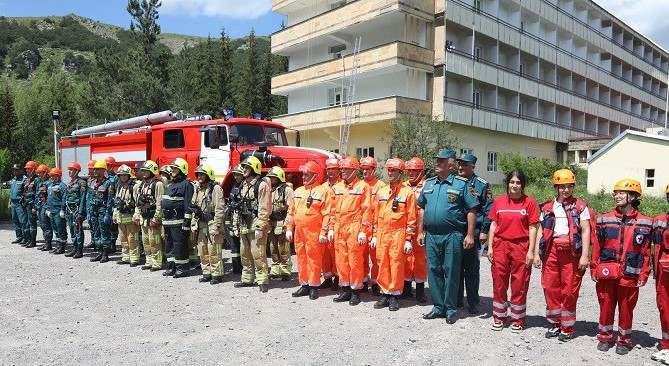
339 36 362 155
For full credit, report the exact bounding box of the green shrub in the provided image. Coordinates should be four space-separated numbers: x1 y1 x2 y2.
0 189 9 221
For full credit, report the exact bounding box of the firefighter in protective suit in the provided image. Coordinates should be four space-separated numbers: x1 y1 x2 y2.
190 164 225 284
21 161 39 248
89 160 115 263
403 157 428 303
233 156 272 293
592 179 651 355
287 160 331 300
35 165 54 252
370 158 417 311
360 156 386 296
161 158 194 278
64 162 87 258
224 164 244 274
113 165 140 266
134 160 165 271
46 168 68 254
266 166 294 281
535 169 592 341
330 157 372 306
651 184 669 364
320 157 341 290
9 164 27 244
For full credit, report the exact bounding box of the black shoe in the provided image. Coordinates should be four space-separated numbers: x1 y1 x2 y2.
141 265 152 270
319 278 333 289
129 262 139 267
25 240 36 248
597 342 613 352
73 249 83 259
371 284 381 297
42 242 53 251
280 275 291 282
388 296 399 311
558 332 575 342
163 263 176 276
415 283 426 303
64 248 76 257
210 276 222 285
309 287 319 300
11 238 22 244
362 282 369 292
545 327 560 339
446 316 457 324
90 252 103 262
374 295 390 309
292 285 310 297
614 345 629 355
233 282 255 288
116 260 128 265
54 244 65 254
333 287 352 302
99 251 109 263
457 301 464 308
468 305 479 314
400 281 413 299
349 291 361 306
173 265 189 278
258 284 268 293
423 311 444 320
331 276 339 291
199 275 212 283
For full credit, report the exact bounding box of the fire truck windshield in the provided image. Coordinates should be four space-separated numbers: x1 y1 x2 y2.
230 124 287 146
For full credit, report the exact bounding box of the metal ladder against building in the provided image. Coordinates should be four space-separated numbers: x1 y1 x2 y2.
339 36 362 155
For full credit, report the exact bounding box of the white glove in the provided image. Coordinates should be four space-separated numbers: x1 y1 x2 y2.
318 234 328 244
46 211 51 218
403 240 413 254
59 210 65 218
254 230 262 238
285 230 293 242
357 232 366 245
327 229 334 243
369 237 377 248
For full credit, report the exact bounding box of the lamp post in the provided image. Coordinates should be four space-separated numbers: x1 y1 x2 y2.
52 110 60 167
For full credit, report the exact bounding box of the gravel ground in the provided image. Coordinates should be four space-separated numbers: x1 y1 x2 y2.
0 224 662 366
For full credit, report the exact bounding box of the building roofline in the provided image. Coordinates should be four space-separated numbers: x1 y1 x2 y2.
588 129 669 163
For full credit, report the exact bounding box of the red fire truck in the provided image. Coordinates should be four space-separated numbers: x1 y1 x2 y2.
59 110 336 190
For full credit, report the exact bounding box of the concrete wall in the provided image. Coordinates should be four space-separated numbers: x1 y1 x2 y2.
587 134 669 196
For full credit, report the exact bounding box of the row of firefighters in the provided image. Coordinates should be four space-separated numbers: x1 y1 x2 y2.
6 150 669 362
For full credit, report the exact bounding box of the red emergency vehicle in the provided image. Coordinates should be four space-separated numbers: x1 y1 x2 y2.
58 110 336 190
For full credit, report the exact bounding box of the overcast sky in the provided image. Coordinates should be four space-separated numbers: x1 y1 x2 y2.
598 0 669 50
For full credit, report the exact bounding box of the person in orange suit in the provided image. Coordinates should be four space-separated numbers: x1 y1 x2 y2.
403 157 428 303
371 158 417 311
320 157 341 291
330 157 372 306
360 156 386 296
286 160 331 300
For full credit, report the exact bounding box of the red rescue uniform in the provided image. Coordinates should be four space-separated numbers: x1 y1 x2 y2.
405 179 427 283
653 213 669 350
365 177 386 285
320 179 341 280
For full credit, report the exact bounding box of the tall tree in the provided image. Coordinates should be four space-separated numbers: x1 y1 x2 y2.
218 28 234 114
258 50 273 118
237 29 260 117
127 0 162 53
0 81 17 149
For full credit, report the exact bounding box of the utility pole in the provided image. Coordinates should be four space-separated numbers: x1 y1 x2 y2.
52 110 60 167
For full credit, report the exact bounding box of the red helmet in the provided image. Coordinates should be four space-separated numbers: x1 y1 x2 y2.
68 162 82 171
385 158 404 171
405 157 425 171
49 167 62 177
105 156 116 165
325 158 339 170
87 160 96 169
299 160 323 185
359 156 378 169
36 164 49 174
338 157 359 170
25 161 37 170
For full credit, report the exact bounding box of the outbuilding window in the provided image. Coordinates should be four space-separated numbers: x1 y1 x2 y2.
646 169 655 188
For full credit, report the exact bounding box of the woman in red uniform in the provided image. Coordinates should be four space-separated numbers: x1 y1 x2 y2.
591 179 651 355
652 184 669 363
487 170 539 333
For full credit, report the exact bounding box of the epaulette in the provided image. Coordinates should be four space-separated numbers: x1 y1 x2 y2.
454 175 468 182
475 176 488 185
425 176 437 182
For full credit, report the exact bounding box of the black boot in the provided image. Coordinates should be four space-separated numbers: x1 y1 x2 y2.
371 284 381 297
318 277 333 289
99 250 109 263
129 262 139 267
258 284 268 293
173 264 189 278
199 274 212 283
90 251 103 262
374 295 390 309
233 281 255 288
349 290 361 306
333 286 352 302
388 295 400 311
210 276 222 285
141 264 152 270
73 249 83 259
54 241 65 254
11 238 23 244
163 262 176 276
42 240 53 252
20 238 28 247
331 276 339 291
415 283 426 303
400 281 414 299
309 287 319 300
25 239 36 248
64 247 76 257
292 285 310 297
116 259 128 265
232 257 242 274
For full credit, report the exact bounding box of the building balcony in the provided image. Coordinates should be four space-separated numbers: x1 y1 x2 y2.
272 0 303 14
272 42 434 95
273 96 432 130
271 0 434 54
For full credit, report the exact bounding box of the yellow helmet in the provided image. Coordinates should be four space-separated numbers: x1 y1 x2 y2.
93 160 107 170
117 164 132 176
171 158 188 175
613 178 642 195
232 164 244 175
266 166 286 183
195 163 215 181
160 165 173 175
140 160 159 176
552 169 576 185
241 156 262 175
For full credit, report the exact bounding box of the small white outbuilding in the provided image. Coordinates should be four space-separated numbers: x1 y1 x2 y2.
587 128 669 197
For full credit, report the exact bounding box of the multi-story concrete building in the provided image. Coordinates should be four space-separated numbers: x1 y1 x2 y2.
271 0 669 183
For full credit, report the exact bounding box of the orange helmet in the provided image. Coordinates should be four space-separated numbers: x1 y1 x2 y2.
338 157 359 170
385 158 404 171
87 160 96 169
49 167 62 177
25 161 37 170
68 162 82 171
613 178 642 195
36 164 49 174
405 157 425 171
360 156 377 169
105 156 116 165
552 169 576 185
299 160 323 185
325 158 339 170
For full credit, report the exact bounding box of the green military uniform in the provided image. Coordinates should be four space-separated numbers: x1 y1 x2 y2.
90 177 115 257
418 149 479 320
64 176 87 256
46 178 68 253
22 174 39 247
9 167 27 244
35 175 53 250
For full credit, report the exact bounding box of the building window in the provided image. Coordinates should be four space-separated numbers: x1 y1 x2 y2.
474 0 481 12
519 63 524 75
578 150 587 163
356 146 374 158
328 87 348 107
518 103 524 116
487 151 498 172
460 148 473 156
646 169 655 188
164 129 185 149
473 91 481 109
474 46 481 61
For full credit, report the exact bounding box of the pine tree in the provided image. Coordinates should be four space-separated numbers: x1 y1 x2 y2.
237 29 260 117
258 50 273 118
218 28 233 115
127 0 162 54
0 81 17 149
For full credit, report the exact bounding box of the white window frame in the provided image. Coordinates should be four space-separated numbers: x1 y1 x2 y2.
487 151 498 172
